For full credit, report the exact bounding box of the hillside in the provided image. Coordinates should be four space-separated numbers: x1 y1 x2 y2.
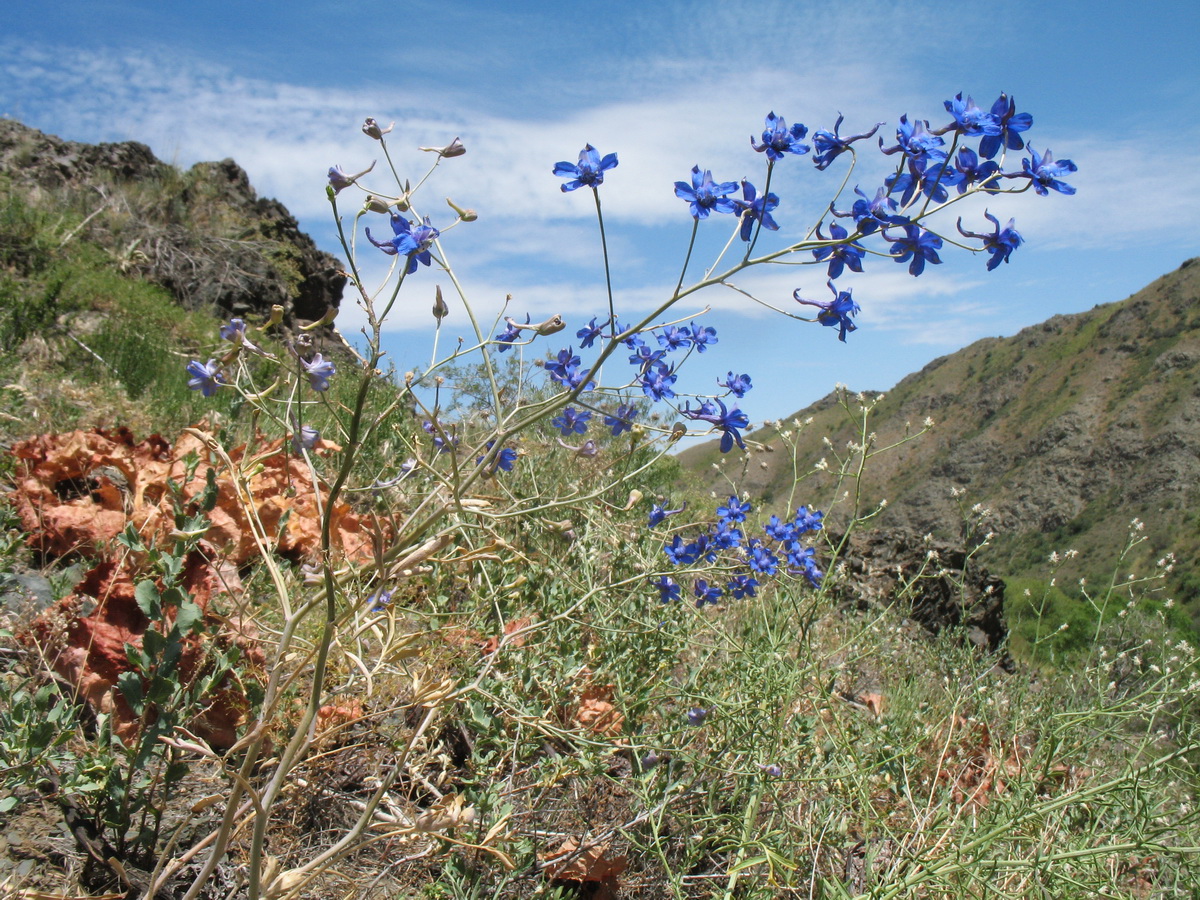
680 258 1200 621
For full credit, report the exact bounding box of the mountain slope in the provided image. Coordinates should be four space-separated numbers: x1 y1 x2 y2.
679 258 1200 619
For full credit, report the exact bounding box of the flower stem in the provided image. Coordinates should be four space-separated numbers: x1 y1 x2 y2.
592 187 617 337
673 220 700 301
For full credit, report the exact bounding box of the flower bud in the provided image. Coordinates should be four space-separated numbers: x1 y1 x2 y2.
262 305 284 329
420 137 466 158
446 197 478 222
364 195 391 214
432 285 449 323
362 118 394 140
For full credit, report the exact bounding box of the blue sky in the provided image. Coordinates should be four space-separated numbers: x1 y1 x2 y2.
4 0 1199 439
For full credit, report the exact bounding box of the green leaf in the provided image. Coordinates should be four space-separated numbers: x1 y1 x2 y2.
201 466 219 512
0 796 18 813
134 580 161 620
174 598 204 635
117 671 145 715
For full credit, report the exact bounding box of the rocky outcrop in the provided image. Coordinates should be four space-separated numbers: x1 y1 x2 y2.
0 118 344 327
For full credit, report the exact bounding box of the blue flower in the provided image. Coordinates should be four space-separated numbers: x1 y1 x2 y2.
787 545 823 586
880 115 947 169
720 372 753 398
716 495 752 524
495 315 526 352
302 354 336 391
605 404 638 436
954 147 1002 194
885 224 944 277
811 115 883 170
551 407 591 436
764 515 796 542
751 112 810 161
1021 145 1078 196
366 214 440 274
327 161 374 194
664 535 699 566
689 323 718 352
477 441 519 473
576 316 606 348
674 166 740 219
639 364 678 402
292 425 320 454
557 437 598 457
886 161 964 207
687 707 709 726
813 221 866 280
939 93 1002 138
746 540 780 576
682 398 750 453
553 144 618 192
709 521 743 550
832 186 908 237
958 211 1023 271
629 343 667 372
793 281 860 342
546 347 582 383
648 501 685 528
657 325 693 353
793 506 824 534
735 180 780 242
221 318 248 343
186 359 224 397
693 579 722 607
655 575 682 604
423 420 459 454
367 588 394 612
727 574 759 599
979 94 1032 160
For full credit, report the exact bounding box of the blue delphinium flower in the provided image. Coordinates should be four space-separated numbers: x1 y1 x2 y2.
954 147 1002 194
639 364 678 402
735 180 780 242
553 144 618 192
546 347 581 383
629 344 667 372
682 398 750 453
423 420 458 454
885 224 944 277
831 186 908 236
709 520 744 551
495 315 525 352
720 372 753 398
813 221 866 280
220 318 248 343
1021 145 1078 196
551 407 591 436
368 588 394 612
747 539 780 576
648 501 686 528
880 115 947 169
292 425 320 454
302 354 336 391
793 281 861 342
605 404 638 436
674 166 740 219
764 515 796 542
793 505 824 534
687 707 709 726
811 114 883 170
788 545 824 586
717 495 752 524
657 325 693 353
939 92 1002 138
477 441 519 473
186 359 223 397
693 579 722 607
689 323 718 352
366 214 440 274
979 93 1032 160
727 573 759 599
576 316 606 349
655 575 682 604
664 535 699 566
751 112 810 161
958 211 1023 270
557 437 598 457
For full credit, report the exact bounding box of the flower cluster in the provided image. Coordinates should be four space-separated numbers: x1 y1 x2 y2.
653 496 825 607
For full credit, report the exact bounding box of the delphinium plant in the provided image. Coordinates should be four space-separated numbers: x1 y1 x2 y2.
156 93 1081 898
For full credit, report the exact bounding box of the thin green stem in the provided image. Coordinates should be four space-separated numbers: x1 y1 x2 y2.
592 188 617 336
